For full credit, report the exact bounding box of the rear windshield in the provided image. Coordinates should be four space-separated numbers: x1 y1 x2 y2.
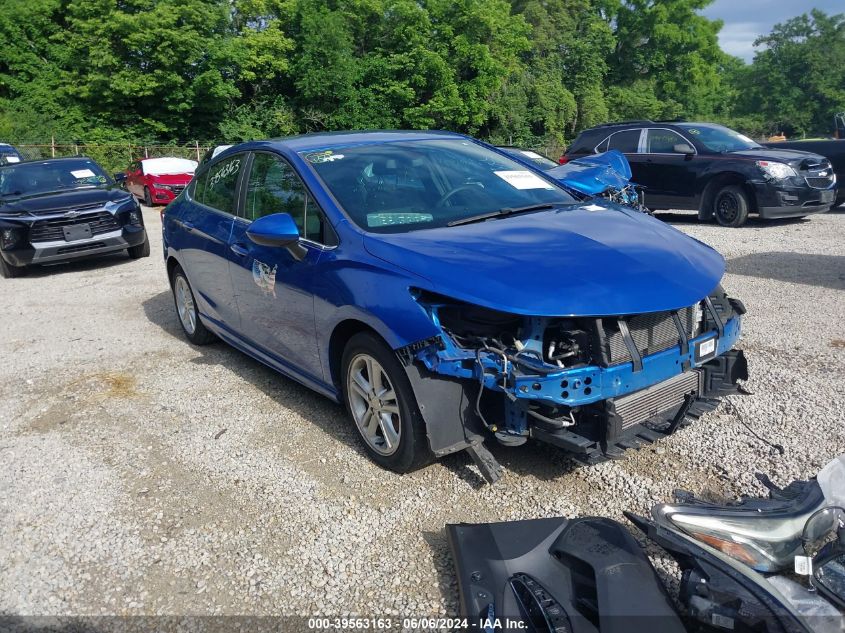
302 139 576 233
0 158 110 198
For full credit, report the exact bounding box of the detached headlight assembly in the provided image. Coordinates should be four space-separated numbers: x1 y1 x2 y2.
661 511 809 571
756 160 797 180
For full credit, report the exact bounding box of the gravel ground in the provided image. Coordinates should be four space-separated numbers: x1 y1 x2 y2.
1 205 844 618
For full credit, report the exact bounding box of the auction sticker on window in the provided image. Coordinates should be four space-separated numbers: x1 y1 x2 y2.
494 170 555 190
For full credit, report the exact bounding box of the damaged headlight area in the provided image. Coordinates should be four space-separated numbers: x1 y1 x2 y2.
403 286 747 464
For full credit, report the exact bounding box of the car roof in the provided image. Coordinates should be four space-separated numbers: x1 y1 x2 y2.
1 156 95 166
254 129 467 153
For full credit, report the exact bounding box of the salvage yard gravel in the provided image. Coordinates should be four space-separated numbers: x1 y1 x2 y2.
1 207 844 617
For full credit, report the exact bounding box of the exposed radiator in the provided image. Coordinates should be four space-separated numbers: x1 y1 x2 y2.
605 305 700 365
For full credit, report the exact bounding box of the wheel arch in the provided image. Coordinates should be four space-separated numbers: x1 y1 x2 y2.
165 255 181 286
698 172 758 220
328 319 387 392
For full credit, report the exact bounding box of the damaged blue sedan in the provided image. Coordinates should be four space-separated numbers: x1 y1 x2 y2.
163 131 748 482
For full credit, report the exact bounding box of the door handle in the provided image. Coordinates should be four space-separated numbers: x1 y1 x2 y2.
230 243 249 257
183 221 195 232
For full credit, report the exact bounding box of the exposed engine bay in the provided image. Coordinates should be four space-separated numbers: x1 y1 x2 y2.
401 285 748 480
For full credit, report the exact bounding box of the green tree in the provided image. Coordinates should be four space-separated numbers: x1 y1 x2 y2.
607 0 728 119
58 0 239 138
737 10 845 137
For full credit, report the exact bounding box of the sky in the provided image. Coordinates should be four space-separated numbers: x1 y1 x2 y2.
702 0 843 61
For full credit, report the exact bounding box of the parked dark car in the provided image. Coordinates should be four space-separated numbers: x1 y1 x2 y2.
763 138 845 208
0 157 149 278
163 131 747 482
564 121 837 226
0 143 23 165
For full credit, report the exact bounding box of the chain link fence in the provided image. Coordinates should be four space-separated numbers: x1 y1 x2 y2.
11 142 213 174
8 139 565 173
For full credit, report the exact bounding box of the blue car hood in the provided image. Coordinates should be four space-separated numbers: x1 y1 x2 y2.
547 150 632 196
363 204 724 317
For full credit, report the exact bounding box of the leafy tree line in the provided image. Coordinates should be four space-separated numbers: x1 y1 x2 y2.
0 0 842 156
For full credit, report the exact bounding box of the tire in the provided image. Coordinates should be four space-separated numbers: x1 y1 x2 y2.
127 236 151 259
341 331 433 473
713 185 750 227
170 266 216 345
143 186 153 207
0 255 26 278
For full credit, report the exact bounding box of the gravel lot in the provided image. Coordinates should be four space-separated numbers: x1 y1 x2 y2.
1 205 844 618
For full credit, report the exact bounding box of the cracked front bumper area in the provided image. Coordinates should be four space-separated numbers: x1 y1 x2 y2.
405 290 747 464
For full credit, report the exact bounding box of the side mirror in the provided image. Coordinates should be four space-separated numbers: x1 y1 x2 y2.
246 212 307 260
113 173 127 183
673 143 695 155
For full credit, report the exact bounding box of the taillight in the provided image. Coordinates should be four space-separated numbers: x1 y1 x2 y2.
558 156 570 165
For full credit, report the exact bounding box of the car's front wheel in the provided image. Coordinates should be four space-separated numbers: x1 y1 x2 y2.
143 187 153 207
0 255 27 278
127 237 151 259
171 266 216 345
341 332 432 473
714 185 750 227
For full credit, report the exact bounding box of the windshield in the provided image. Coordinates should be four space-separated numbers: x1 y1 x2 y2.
497 147 559 171
0 158 111 198
0 149 21 165
302 139 576 233
677 124 761 152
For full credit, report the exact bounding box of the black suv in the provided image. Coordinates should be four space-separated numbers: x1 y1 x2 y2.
0 157 149 277
564 121 837 226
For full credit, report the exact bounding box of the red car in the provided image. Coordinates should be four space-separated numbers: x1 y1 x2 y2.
125 157 197 206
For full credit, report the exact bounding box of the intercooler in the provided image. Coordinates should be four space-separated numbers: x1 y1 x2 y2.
611 369 701 430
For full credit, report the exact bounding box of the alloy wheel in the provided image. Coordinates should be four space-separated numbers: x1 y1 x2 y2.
346 354 402 456
174 276 197 335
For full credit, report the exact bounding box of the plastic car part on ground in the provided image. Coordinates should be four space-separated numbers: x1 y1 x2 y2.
446 511 826 633
627 513 817 633
766 576 843 633
446 516 685 632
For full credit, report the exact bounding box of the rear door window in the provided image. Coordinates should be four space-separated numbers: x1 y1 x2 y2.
607 130 642 153
202 154 244 214
645 129 692 154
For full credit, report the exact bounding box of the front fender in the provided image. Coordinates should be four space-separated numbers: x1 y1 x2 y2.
312 250 442 384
